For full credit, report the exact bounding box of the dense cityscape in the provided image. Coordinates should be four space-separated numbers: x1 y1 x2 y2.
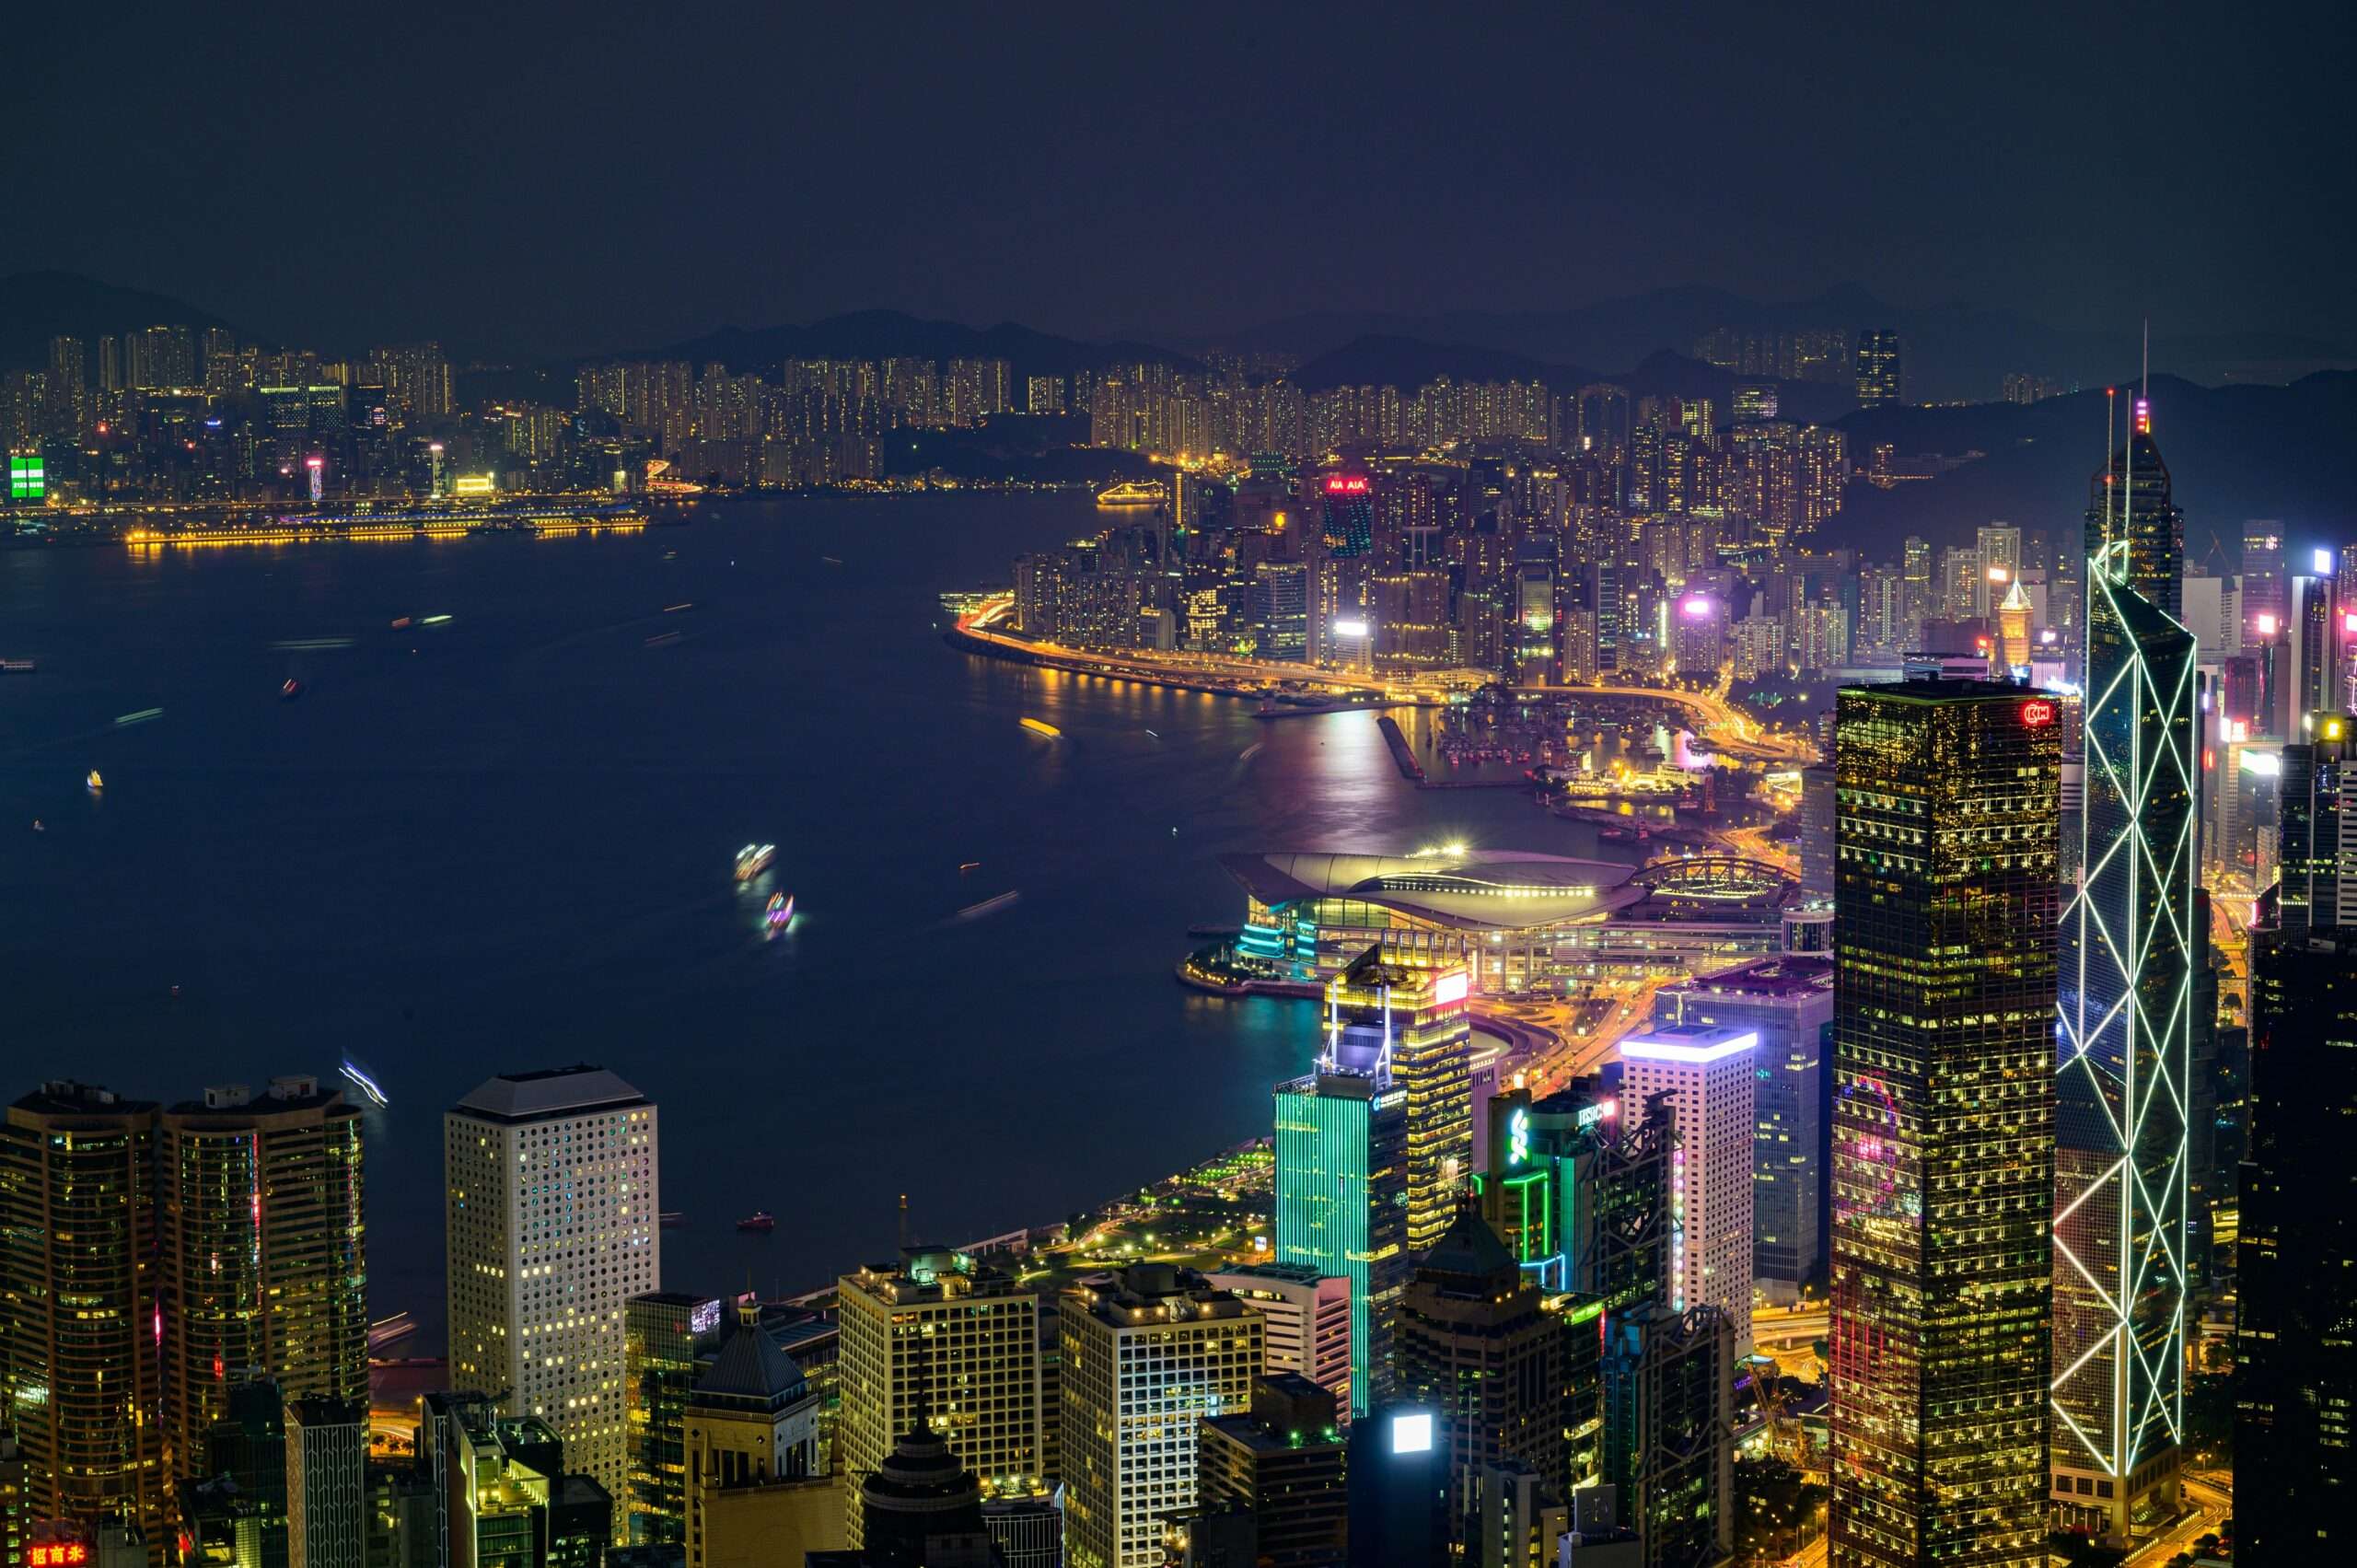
7 7 2351 1568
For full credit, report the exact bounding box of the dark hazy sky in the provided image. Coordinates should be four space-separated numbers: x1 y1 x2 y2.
11 0 2351 359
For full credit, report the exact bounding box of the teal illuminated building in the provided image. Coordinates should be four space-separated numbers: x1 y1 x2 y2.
1473 1078 1670 1310
1273 1024 1408 1417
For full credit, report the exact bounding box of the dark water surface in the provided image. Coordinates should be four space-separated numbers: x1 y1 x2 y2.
0 494 1601 1339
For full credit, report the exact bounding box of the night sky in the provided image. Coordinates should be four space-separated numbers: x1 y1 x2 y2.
14 1 2352 359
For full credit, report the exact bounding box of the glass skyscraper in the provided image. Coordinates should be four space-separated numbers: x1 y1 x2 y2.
1273 977 1411 1418
1316 949 1471 1260
2052 401 2196 1537
2235 928 2357 1560
1829 675 2059 1568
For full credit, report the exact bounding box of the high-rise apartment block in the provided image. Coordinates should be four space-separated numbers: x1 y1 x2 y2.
445 1066 659 1516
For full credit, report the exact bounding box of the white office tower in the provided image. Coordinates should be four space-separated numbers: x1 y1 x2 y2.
1617 1026 1758 1351
446 1066 659 1516
1060 1267 1262 1568
1205 1262 1353 1414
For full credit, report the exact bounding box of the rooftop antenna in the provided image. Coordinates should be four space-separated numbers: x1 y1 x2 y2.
898 1191 910 1254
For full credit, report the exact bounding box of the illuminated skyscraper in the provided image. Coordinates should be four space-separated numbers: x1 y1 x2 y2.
835 1247 1046 1544
2241 525 2285 642
2275 711 2357 930
1059 1268 1261 1568
1615 1026 1756 1351
1391 1211 1562 1522
1275 1035 1409 1415
445 1066 659 1518
0 1083 167 1555
160 1078 366 1485
1829 675 2059 1568
1203 1264 1353 1415
624 1291 722 1545
1853 331 1902 407
1322 949 1471 1259
2052 400 2195 1538
2235 926 2357 1562
1474 1078 1668 1312
1655 955 1837 1306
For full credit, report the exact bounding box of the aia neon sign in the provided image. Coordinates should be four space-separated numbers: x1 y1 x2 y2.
1323 476 1368 494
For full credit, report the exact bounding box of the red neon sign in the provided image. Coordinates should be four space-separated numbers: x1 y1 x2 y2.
1323 476 1368 494
2021 700 2057 728
30 1547 92 1566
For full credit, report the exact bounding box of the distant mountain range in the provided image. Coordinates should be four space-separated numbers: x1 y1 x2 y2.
1210 284 2357 403
0 271 232 369
1825 371 2357 564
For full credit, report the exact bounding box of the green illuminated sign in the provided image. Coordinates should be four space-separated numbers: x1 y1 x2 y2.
8 455 43 501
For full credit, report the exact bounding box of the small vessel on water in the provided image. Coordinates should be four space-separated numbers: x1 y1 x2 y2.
339 1061 389 1108
1019 717 1061 738
958 861 981 874
86 769 103 794
765 892 794 930
737 1211 776 1233
389 616 412 629
659 1211 688 1229
281 679 304 701
952 889 1022 923
30 819 43 833
0 658 35 673
735 843 776 881
1095 480 1165 507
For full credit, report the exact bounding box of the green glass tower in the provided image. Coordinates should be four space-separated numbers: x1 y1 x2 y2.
2053 399 2196 1538
1272 1063 1406 1417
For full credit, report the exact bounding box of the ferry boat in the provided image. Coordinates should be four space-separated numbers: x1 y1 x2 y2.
765 892 794 929
1019 717 1062 738
86 769 103 794
734 843 776 881
737 1211 776 1233
952 889 1022 923
339 1062 389 1108
1094 480 1165 507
